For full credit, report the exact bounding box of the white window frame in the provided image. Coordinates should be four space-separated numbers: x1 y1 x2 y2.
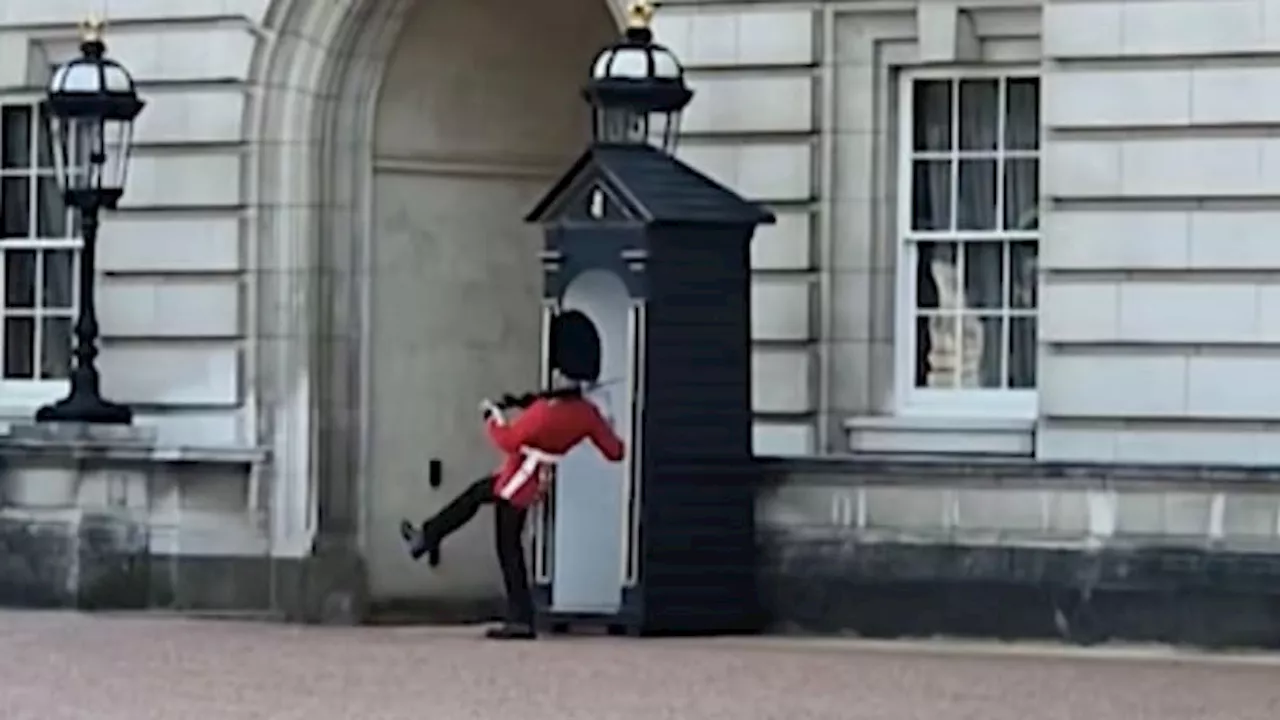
892 66 1040 420
0 94 80 410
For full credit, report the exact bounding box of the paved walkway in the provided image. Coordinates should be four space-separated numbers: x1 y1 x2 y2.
0 612 1277 720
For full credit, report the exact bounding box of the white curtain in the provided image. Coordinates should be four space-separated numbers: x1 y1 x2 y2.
1003 78 1039 389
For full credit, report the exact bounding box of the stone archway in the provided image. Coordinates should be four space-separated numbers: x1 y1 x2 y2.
248 0 618 617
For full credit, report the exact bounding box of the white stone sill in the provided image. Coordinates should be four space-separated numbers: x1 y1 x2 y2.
844 415 1035 433
844 414 1035 456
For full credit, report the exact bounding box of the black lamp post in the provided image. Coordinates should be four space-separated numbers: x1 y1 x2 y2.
583 0 692 152
35 17 144 425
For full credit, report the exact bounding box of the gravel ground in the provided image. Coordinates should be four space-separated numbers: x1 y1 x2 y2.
0 611 1277 720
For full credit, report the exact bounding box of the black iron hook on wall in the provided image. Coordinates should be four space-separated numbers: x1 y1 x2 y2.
427 458 443 566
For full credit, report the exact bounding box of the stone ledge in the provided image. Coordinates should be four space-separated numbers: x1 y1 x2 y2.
760 454 1280 489
761 481 1280 551
0 422 267 466
0 423 263 523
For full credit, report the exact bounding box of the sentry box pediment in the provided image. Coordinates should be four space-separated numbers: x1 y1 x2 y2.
526 144 774 297
526 144 774 229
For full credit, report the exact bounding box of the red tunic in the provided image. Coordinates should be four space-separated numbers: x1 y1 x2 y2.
484 396 625 509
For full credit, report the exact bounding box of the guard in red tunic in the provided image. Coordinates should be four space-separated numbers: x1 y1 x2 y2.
400 311 625 640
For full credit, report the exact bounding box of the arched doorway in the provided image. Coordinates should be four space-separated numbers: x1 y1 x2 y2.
249 0 617 614
365 0 615 604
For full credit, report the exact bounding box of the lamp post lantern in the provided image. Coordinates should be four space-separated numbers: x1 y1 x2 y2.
583 0 691 152
36 17 145 425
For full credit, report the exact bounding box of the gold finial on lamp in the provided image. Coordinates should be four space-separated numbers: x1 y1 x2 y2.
625 0 655 29
80 14 105 42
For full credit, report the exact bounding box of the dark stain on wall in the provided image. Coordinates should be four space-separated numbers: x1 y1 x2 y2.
0 515 148 610
76 516 150 610
0 519 75 607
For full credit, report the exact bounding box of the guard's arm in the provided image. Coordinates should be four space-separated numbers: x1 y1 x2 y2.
586 406 625 462
485 401 540 453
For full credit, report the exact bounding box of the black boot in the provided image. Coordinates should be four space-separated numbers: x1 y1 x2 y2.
484 622 537 640
399 519 438 564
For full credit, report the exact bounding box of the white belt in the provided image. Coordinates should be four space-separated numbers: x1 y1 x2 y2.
498 446 564 500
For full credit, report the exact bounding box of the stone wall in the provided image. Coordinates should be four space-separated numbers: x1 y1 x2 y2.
658 0 1048 456
653 5 821 454
1040 0 1280 464
5 435 1280 647
759 457 1280 647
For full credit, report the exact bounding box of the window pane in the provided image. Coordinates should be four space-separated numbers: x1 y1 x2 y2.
960 315 1004 389
42 249 75 309
916 241 957 310
911 160 952 231
912 80 952 151
1005 78 1040 151
958 79 998 151
1 177 29 238
36 106 53 168
916 315 958 388
1004 158 1039 231
39 316 73 380
963 242 1004 309
35 176 66 237
1008 317 1037 388
4 316 33 379
1010 241 1038 309
957 160 997 230
1 106 32 169
5 249 35 309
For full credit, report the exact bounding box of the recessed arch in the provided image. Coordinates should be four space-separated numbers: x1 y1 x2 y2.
246 0 621 612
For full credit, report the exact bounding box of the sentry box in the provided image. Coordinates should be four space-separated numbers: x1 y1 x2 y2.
524 141 774 636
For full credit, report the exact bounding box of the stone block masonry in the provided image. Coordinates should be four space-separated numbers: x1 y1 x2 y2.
759 456 1280 648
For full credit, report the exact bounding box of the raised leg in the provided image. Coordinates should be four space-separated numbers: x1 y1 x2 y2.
401 475 493 561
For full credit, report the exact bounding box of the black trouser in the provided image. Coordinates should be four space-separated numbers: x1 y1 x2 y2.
423 475 533 625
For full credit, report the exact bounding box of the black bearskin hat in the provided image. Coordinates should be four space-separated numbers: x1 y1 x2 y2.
551 310 601 383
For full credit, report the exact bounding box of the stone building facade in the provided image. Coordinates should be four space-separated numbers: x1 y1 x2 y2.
3 0 1280 629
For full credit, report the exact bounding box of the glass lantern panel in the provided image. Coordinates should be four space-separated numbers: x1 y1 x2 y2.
85 118 105 192
66 118 103 195
601 47 650 79
101 117 133 194
41 111 74 196
596 108 648 144
57 63 100 93
103 63 133 93
652 111 682 152
650 50 681 79
591 53 612 80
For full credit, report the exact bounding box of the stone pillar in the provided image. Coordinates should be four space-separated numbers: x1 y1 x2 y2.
0 423 153 609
